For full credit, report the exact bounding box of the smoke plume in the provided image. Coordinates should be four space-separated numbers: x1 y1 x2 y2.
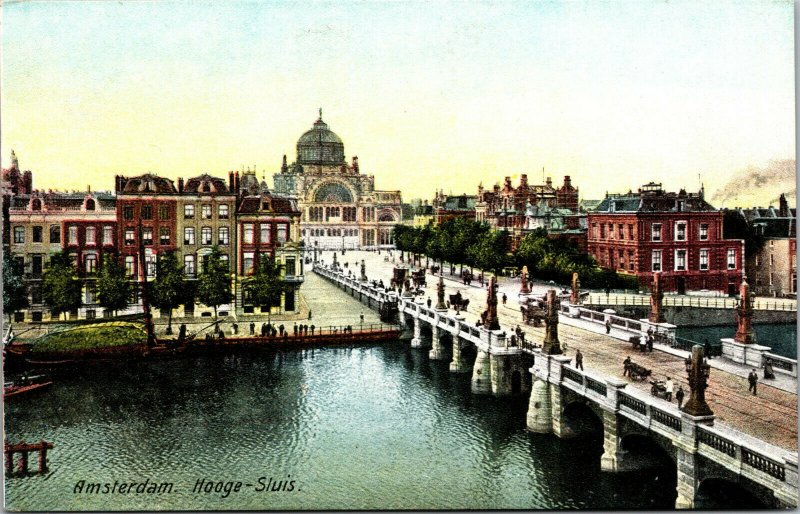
710 159 796 209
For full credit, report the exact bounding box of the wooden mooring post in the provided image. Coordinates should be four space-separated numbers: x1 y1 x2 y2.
5 440 53 477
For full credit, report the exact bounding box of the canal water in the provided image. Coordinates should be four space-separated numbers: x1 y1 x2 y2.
677 323 798 359
5 342 678 511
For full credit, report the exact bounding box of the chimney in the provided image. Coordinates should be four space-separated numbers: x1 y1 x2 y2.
177 177 184 193
546 176 552 188
563 175 571 188
234 171 240 195
22 170 32 194
779 193 789 217
519 174 528 188
352 156 359 173
229 171 234 191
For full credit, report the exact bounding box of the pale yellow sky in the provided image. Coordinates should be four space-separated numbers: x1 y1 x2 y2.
2 1 795 206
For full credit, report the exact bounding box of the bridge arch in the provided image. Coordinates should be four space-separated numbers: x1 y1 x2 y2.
561 401 604 442
695 477 774 509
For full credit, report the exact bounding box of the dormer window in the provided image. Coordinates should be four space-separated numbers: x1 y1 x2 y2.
31 198 41 211
610 201 616 212
262 201 271 211
677 200 685 212
85 198 95 211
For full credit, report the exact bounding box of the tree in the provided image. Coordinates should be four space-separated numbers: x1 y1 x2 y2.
149 251 185 332
468 230 511 276
196 247 233 319
245 255 285 320
42 251 82 320
96 253 131 317
3 251 28 318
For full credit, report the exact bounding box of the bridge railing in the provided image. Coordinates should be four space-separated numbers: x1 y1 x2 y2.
585 293 797 311
566 305 676 345
548 354 796 493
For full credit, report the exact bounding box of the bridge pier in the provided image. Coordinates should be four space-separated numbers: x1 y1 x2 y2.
471 349 492 394
600 410 627 472
450 338 468 372
526 353 571 433
673 412 715 509
527 378 553 433
410 314 424 348
429 327 447 360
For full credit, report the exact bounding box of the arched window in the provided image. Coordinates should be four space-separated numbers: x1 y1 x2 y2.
314 182 353 203
31 198 41 211
85 199 95 211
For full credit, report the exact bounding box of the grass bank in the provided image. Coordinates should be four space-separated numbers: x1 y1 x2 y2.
31 322 146 353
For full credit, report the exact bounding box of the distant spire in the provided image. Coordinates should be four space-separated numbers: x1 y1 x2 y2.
319 107 323 119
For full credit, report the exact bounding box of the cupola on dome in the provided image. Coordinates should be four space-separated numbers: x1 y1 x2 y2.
296 110 345 165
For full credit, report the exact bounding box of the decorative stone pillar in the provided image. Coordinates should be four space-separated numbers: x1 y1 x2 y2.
683 345 714 418
436 273 447 310
410 314 424 348
775 455 799 507
649 272 666 323
429 327 446 360
542 289 562 355
570 272 581 305
360 259 367 282
471 348 492 394
449 337 468 372
520 266 531 294
484 276 501 331
734 277 755 344
674 444 699 509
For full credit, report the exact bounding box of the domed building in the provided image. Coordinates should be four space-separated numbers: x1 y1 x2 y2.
272 111 402 250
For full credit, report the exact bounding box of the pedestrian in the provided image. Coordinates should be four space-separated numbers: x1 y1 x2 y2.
360 312 364 324
502 293 507 305
261 323 267 337
675 385 685 410
748 369 758 395
232 322 238 335
646 335 653 353
427 298 432 308
764 358 776 380
279 324 285 336
311 324 315 335
605 319 611 334
308 310 312 321
623 355 632 376
293 323 298 336
575 349 584 371
665 377 673 402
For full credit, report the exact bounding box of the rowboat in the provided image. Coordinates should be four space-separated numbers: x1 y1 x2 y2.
4 379 52 399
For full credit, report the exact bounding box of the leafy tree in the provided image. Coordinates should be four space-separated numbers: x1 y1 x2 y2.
196 247 233 320
3 251 28 317
96 253 131 316
245 255 285 319
42 251 82 320
149 251 185 332
468 230 511 276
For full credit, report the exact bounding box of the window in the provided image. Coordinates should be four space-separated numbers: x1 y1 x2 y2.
243 252 254 274
277 224 288 243
32 226 43 243
675 221 686 241
31 198 42 211
755 255 761 266
86 226 96 245
31 284 42 304
85 254 97 275
608 223 614 238
677 200 685 212
260 224 271 244
160 227 170 245
201 204 212 219
31 255 43 277
628 224 634 240
675 249 687 271
591 223 598 239
141 205 153 220
652 250 662 272
220 254 229 270
184 255 196 276
699 223 709 241
123 206 134 220
600 224 605 238
125 256 136 277
159 205 169 220
628 250 634 271
142 228 153 246
219 227 229 245
201 227 212 245
727 249 736 270
285 257 296 276
184 204 195 219
651 223 662 242
243 225 254 244
184 227 195 245
146 254 156 277
103 226 113 245
125 228 135 245
699 249 709 270
219 204 229 219
68 225 78 245
50 225 61 243
85 199 95 211
13 227 24 244
770 254 775 266
618 224 624 240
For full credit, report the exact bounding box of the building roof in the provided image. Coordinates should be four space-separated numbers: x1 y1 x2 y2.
118 174 178 194
237 194 300 215
595 184 717 213
440 195 476 211
10 191 115 211
183 174 230 194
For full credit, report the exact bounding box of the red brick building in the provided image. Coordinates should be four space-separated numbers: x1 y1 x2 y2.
432 191 476 225
114 174 178 281
588 183 743 294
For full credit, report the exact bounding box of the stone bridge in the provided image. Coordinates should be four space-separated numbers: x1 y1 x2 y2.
313 264 798 509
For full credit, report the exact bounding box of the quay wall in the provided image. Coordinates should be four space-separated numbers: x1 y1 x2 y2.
587 304 796 327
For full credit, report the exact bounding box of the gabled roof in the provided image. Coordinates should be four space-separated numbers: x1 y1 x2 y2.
119 174 177 194
183 174 230 194
237 194 300 215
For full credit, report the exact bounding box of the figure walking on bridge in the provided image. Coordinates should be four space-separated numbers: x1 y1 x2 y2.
575 349 584 371
748 369 758 395
605 319 611 334
676 385 685 409
665 377 673 402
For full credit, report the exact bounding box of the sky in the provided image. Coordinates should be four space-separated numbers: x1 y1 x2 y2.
1 1 795 206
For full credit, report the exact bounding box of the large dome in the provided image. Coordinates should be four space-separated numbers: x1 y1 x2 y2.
296 114 345 165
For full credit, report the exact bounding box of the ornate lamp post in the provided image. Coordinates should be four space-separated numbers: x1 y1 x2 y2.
520 265 531 295
734 277 756 344
570 272 581 305
484 276 501 330
436 273 447 310
542 289 562 355
649 272 666 323
682 345 713 417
